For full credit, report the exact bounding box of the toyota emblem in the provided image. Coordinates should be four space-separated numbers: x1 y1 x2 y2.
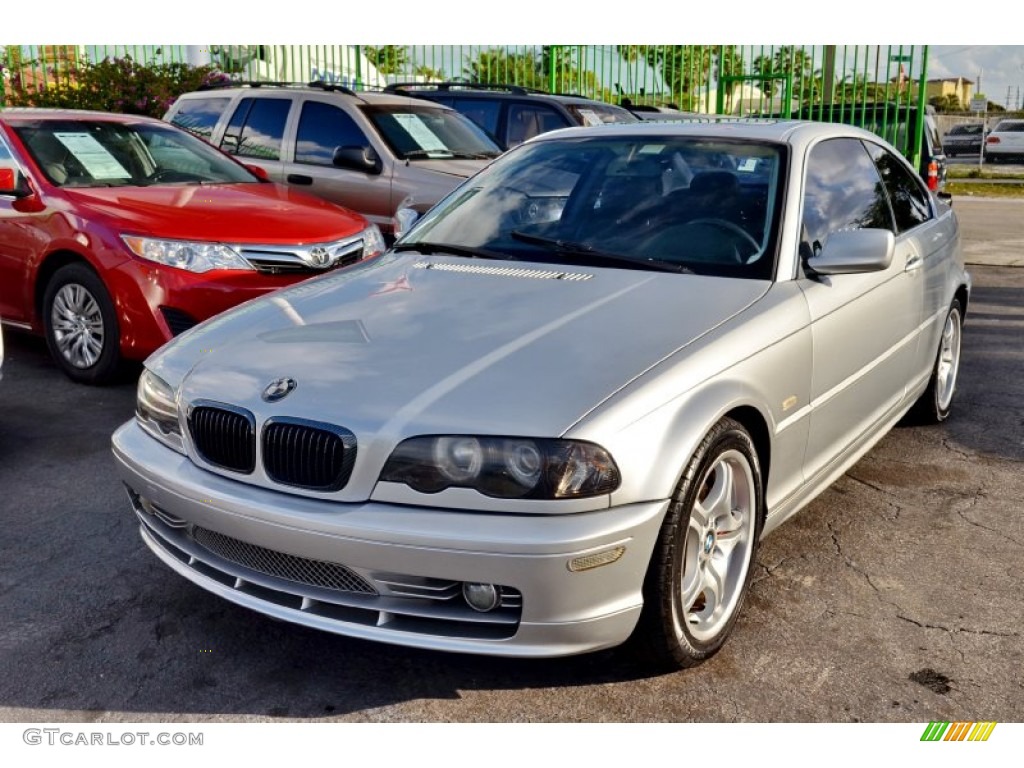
309 246 331 268
262 377 297 402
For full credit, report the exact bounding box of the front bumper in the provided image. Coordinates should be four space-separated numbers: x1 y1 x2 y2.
112 421 668 657
108 261 306 361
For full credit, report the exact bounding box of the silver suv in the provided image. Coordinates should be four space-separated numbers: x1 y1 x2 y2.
164 82 502 237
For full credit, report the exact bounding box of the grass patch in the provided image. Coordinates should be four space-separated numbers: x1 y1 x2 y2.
945 182 1024 198
946 166 1024 180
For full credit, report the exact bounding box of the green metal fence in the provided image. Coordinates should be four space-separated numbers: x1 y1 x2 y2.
1 44 930 164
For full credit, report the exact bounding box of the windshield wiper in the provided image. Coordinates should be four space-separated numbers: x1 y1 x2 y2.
447 151 501 160
392 241 516 261
510 231 691 274
402 149 454 159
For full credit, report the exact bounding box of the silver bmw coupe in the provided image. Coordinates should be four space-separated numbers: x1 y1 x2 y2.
112 120 970 670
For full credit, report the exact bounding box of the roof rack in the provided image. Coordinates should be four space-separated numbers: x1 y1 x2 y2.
195 80 358 97
384 81 548 96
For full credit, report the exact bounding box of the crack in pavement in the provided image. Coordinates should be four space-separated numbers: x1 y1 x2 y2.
895 614 1020 639
953 489 1024 548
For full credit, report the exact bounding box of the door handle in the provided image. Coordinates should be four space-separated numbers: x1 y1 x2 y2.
287 174 313 185
904 253 923 272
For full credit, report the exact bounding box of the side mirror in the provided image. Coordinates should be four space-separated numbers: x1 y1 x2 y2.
806 228 895 276
0 167 33 198
244 164 270 181
392 207 420 241
333 145 382 175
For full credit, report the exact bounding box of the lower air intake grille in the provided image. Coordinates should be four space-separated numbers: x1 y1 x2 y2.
191 526 377 595
188 403 256 473
262 418 357 491
160 306 199 336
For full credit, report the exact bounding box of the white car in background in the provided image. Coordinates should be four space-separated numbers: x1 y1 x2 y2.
985 119 1024 163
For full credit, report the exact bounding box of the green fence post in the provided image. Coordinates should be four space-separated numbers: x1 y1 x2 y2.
913 45 930 171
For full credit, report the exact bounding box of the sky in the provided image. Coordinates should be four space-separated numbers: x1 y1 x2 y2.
928 46 1024 109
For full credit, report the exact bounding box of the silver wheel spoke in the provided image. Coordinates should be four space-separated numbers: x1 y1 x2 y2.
703 558 725 614
681 568 703 614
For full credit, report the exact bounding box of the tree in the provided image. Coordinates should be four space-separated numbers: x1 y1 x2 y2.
616 46 744 110
364 45 409 76
460 46 610 98
928 94 963 113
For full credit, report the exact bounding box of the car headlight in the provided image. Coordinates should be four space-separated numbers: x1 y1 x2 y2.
379 436 620 499
121 235 252 273
362 224 386 260
136 369 184 454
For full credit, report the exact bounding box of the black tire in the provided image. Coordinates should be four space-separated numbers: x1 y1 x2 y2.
911 299 963 424
42 263 121 384
629 417 763 670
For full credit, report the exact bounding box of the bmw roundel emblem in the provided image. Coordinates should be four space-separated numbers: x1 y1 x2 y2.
309 246 331 268
262 377 297 402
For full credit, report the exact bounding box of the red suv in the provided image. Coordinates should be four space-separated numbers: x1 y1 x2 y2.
0 109 384 383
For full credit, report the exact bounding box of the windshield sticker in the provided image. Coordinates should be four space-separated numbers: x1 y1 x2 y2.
577 109 604 127
737 157 759 173
53 133 131 179
392 114 449 154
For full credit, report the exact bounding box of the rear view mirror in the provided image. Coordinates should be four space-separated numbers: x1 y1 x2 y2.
333 145 382 175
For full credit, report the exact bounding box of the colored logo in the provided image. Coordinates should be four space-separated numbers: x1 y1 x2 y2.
921 722 997 742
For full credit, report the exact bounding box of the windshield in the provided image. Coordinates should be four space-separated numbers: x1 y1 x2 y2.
400 135 784 279
12 119 257 188
361 105 502 160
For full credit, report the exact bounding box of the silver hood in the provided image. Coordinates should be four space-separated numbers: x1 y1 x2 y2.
153 251 768 442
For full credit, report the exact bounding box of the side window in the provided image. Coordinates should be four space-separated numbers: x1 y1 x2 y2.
295 101 369 166
452 98 501 138
864 142 932 233
220 97 290 161
801 138 892 259
168 97 230 141
506 103 569 146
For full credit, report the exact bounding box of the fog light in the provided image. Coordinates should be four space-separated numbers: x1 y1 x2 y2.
462 582 500 612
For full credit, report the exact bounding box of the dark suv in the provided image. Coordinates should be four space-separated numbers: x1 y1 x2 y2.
164 82 502 237
384 82 638 149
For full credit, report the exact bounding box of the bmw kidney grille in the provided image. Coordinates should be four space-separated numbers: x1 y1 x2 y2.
188 405 356 491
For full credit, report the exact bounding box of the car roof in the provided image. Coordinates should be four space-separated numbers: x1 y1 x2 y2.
175 83 449 109
526 118 884 146
0 107 163 125
383 82 618 107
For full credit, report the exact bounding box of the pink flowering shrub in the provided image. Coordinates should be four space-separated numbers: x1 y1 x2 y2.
2 55 229 117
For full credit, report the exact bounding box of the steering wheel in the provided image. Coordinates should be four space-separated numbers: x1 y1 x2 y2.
681 218 761 263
